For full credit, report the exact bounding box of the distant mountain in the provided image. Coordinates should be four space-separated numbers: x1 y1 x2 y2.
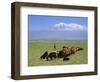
28 30 87 40
50 22 87 31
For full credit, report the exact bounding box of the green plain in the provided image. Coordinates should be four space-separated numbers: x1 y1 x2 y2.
28 40 88 66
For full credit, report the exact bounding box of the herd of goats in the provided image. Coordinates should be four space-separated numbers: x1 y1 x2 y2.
40 46 83 61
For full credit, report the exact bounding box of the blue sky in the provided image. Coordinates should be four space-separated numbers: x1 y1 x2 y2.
28 15 88 40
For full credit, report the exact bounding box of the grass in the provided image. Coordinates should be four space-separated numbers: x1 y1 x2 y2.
28 40 88 66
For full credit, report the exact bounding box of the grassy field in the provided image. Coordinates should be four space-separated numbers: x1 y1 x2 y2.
28 40 88 66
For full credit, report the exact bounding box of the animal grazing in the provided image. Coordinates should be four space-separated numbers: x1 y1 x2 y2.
57 46 83 61
40 51 57 61
40 51 48 59
58 50 65 58
40 46 83 61
46 52 57 61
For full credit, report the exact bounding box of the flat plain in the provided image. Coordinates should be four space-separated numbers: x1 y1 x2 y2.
28 40 88 66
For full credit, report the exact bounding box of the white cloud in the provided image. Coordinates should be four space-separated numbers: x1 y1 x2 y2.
50 22 87 31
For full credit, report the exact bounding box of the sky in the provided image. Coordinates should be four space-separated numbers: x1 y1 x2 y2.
28 15 88 40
